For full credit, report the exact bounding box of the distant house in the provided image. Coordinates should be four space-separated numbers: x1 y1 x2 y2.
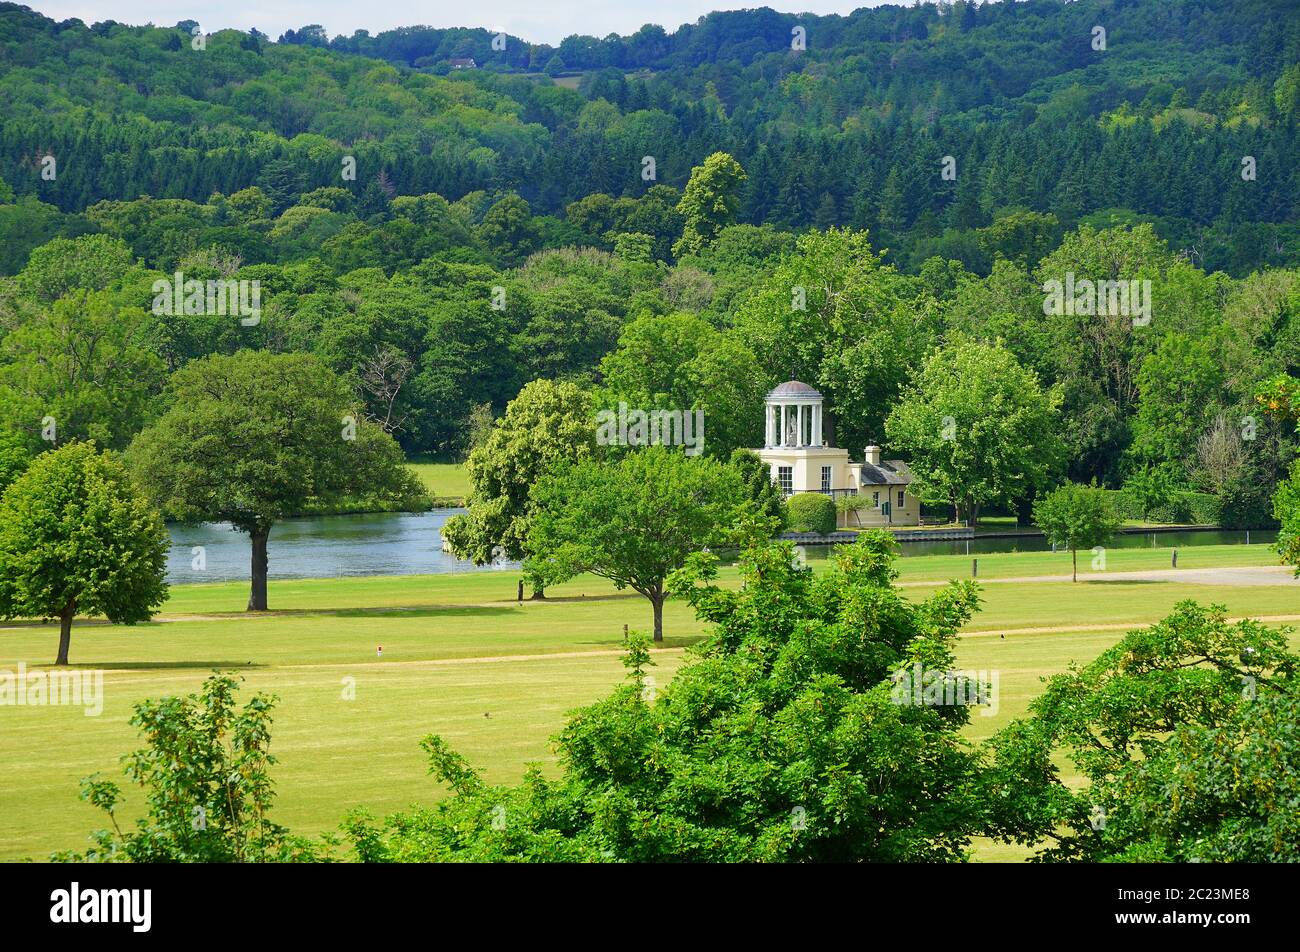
448 58 477 70
754 380 920 529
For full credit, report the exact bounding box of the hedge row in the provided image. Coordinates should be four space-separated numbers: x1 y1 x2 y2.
1105 489 1221 526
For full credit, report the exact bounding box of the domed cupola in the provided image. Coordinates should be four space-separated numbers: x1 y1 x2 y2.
765 379 823 448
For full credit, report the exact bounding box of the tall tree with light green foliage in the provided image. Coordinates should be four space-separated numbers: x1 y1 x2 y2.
1031 482 1122 581
527 446 750 641
598 312 767 458
0 441 168 665
127 351 420 611
885 339 1064 525
441 379 598 596
0 288 166 451
673 152 747 259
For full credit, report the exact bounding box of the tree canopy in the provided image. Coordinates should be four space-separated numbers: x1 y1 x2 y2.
127 351 420 609
527 446 750 641
0 441 168 664
886 339 1064 524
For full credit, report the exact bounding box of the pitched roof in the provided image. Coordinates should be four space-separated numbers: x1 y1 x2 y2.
858 460 912 486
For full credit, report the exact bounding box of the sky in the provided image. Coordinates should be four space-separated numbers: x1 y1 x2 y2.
27 2 889 46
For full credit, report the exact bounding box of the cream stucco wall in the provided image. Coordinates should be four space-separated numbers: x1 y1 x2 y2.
757 447 920 528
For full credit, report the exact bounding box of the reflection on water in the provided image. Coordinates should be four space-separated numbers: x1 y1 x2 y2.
167 509 515 585
167 510 1276 585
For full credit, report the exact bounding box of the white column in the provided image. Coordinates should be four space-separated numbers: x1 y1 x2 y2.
813 404 821 446
797 404 805 447
765 404 773 446
780 404 788 447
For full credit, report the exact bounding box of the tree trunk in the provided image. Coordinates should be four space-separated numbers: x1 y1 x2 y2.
55 598 76 666
1072 548 1078 583
651 592 664 643
530 583 546 600
248 527 270 611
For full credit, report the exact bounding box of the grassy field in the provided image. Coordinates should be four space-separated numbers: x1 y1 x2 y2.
405 461 471 502
887 539 1281 581
1 542 1296 861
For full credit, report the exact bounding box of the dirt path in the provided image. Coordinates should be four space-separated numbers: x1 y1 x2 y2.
960 613 1300 638
87 612 1300 678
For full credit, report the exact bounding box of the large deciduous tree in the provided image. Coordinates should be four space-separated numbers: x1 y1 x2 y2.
127 351 418 610
731 228 936 454
598 312 767 459
441 379 598 595
673 152 747 259
0 289 166 451
0 442 169 665
886 339 1064 525
526 446 749 641
989 602 1300 861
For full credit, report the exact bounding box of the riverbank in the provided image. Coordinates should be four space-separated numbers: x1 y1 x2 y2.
279 462 469 518
163 509 1279 586
406 461 470 506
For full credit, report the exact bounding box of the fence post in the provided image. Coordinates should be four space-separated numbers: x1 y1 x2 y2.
623 624 628 642
517 580 523 603
1171 548 1178 569
972 558 978 578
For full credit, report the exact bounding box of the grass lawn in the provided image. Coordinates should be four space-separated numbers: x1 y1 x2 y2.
1 541 1295 861
890 540 1281 581
405 462 471 502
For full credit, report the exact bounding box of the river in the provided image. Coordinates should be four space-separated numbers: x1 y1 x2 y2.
164 510 1277 585
166 509 514 584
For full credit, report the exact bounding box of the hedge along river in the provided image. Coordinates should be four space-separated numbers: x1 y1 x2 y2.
164 510 1278 585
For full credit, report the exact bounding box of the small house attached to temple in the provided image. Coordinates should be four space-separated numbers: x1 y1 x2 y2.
754 380 920 529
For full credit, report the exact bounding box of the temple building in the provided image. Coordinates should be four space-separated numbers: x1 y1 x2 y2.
754 380 920 529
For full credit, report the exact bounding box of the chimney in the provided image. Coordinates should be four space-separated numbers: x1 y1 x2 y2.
864 445 881 466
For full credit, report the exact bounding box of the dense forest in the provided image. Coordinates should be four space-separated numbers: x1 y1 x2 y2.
1 0 1298 527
